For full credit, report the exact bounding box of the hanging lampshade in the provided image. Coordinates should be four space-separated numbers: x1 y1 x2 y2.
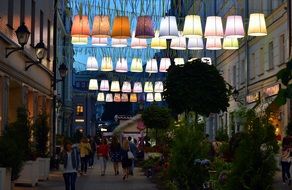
248 13 267 36
159 16 179 39
130 58 143 72
225 15 245 38
112 16 131 39
71 15 90 38
135 16 155 38
110 81 120 92
223 38 239 50
204 16 224 38
133 82 143 93
101 57 113 71
154 81 164 93
97 92 105 102
115 57 128 72
144 82 153 92
100 80 109 91
88 79 98 90
154 93 162 102
174 58 185 65
122 81 131 93
71 36 88 45
183 15 203 38
92 37 108 46
138 93 145 102
92 15 110 38
151 30 167 49
131 31 147 49
145 59 158 73
106 93 113 102
188 37 204 50
130 93 138 102
159 58 171 72
170 31 186 50
111 38 128 48
206 37 222 50
146 93 154 102
121 93 129 102
114 93 121 102
86 56 98 71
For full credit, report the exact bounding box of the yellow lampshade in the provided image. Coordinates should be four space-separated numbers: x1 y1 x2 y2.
101 57 113 71
114 93 121 102
151 30 167 49
122 81 131 93
121 93 129 102
97 92 105 102
146 93 154 102
145 59 158 73
88 79 98 90
100 80 109 91
130 58 143 72
112 16 131 39
71 15 90 37
154 81 164 93
223 38 239 50
133 82 143 93
92 15 110 38
130 93 138 102
71 36 88 45
86 56 98 71
106 93 113 102
154 93 162 102
248 13 267 36
110 81 120 92
183 15 203 38
144 82 153 93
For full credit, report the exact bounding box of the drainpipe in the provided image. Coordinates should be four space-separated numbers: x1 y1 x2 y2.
244 0 249 102
288 0 292 58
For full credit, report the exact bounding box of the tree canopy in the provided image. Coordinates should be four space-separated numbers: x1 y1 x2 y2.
142 104 172 130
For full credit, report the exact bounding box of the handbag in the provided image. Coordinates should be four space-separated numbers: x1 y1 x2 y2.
127 151 134 159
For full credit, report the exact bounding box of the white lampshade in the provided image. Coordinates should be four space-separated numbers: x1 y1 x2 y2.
92 37 108 46
111 38 128 48
154 93 162 102
130 58 143 72
88 79 98 90
225 15 245 38
122 81 131 93
188 37 204 50
101 57 113 71
115 57 128 72
110 81 120 92
106 93 113 102
130 93 138 102
159 58 171 72
204 16 224 38
144 82 153 92
121 93 129 102
146 93 154 102
97 92 105 102
159 16 179 39
223 38 239 50
100 80 109 91
154 81 164 93
248 13 267 36
174 58 185 65
133 82 143 93
183 15 203 38
151 30 167 49
146 59 158 73
206 38 222 50
86 56 98 71
114 93 121 102
170 31 186 50
131 31 147 49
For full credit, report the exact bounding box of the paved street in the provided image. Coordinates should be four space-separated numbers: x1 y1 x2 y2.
14 159 157 190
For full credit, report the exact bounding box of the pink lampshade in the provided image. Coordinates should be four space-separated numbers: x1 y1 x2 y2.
131 31 147 49
135 16 155 39
111 38 128 48
106 93 113 102
122 81 131 93
115 58 128 72
170 31 186 50
225 15 245 38
114 93 121 102
121 93 129 102
159 58 171 72
204 16 224 38
100 80 109 91
92 37 108 46
133 82 143 93
206 38 222 50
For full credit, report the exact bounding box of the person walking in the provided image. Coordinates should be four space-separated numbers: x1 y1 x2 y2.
281 145 292 185
88 137 96 168
98 138 109 176
128 136 138 175
121 139 133 180
110 136 122 176
79 138 91 175
61 141 78 190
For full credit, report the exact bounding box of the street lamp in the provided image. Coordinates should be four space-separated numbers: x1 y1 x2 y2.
25 41 46 70
232 89 243 105
58 63 68 78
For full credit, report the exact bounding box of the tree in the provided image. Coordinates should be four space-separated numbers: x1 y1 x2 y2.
34 114 50 157
164 59 229 117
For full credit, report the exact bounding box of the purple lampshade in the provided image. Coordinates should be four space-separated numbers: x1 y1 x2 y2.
135 16 155 39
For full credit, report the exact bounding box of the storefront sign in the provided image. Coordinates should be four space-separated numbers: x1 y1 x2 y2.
246 92 260 104
263 84 280 97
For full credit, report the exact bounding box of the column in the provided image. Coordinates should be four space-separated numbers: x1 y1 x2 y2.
0 76 9 134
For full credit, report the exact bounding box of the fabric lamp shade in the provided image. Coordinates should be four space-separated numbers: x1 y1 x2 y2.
115 58 128 72
86 56 98 71
188 37 204 50
71 15 90 37
159 58 171 72
151 30 167 49
110 81 120 92
183 15 203 38
122 81 131 93
121 94 129 102
174 58 185 65
223 38 239 50
130 93 138 102
130 58 143 72
71 36 88 45
114 93 121 102
92 37 108 46
159 16 179 39
92 15 110 38
170 31 186 50
154 93 162 102
97 92 105 102
133 82 143 93
111 38 128 48
206 38 222 50
248 13 267 36
112 16 131 39
100 80 110 91
144 82 153 92
101 57 113 71
135 16 155 38
225 15 245 38
204 16 224 38
154 81 164 92
146 93 154 102
106 93 113 102
145 59 158 73
88 79 98 90
131 31 147 49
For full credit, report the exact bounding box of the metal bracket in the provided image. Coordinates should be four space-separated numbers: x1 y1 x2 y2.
5 47 23 58
25 61 40 71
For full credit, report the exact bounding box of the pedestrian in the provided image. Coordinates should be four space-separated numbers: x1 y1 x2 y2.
72 142 80 173
88 137 96 168
79 138 91 175
128 136 138 175
281 145 292 185
61 141 78 190
110 136 122 176
98 137 109 176
121 139 133 180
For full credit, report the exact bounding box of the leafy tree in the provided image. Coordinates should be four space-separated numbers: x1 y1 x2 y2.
164 59 229 117
34 114 50 157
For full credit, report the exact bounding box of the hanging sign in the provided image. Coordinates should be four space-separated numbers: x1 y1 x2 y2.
263 84 280 97
246 92 260 104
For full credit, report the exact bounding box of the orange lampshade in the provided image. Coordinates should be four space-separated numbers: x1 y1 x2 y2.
112 16 131 39
130 93 138 102
92 15 110 38
71 15 90 37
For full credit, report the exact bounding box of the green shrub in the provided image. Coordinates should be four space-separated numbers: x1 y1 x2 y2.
34 114 50 157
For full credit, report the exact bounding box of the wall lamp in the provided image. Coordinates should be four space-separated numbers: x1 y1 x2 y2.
5 22 30 58
51 63 68 87
232 88 244 105
25 41 46 71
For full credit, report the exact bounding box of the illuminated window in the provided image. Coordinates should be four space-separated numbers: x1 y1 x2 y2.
76 105 84 116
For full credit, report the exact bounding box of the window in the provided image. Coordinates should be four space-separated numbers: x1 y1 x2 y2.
31 0 35 46
268 41 274 70
279 34 285 64
250 53 256 80
240 59 245 84
232 65 237 88
47 20 51 59
258 47 264 75
20 0 25 23
7 0 14 28
76 105 84 116
40 10 44 41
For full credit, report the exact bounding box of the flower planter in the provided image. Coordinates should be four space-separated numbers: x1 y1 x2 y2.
37 157 51 181
14 160 39 187
0 167 11 190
